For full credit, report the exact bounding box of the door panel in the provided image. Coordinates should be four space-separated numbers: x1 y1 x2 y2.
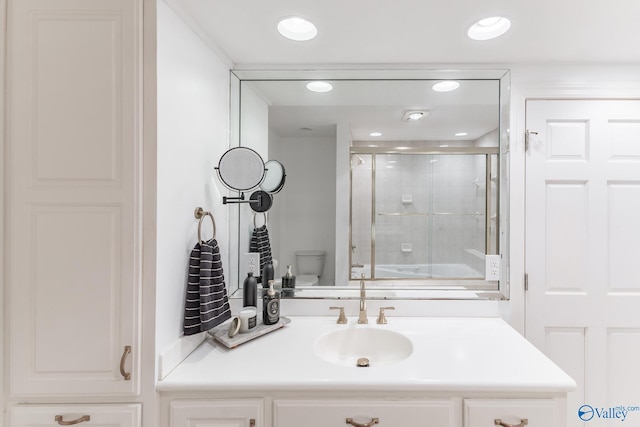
526 100 640 426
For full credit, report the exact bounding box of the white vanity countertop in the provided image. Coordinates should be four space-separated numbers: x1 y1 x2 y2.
157 316 576 393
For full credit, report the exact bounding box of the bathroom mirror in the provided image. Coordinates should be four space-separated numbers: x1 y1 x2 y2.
261 160 286 193
216 146 265 191
227 69 510 300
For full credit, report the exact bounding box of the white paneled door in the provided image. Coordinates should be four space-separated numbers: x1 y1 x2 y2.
6 0 142 396
525 100 640 427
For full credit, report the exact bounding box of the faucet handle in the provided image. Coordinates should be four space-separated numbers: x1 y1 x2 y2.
329 306 348 324
377 306 395 324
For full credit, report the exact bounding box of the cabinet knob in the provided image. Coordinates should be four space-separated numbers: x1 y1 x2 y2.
495 419 528 427
55 415 90 426
346 417 379 427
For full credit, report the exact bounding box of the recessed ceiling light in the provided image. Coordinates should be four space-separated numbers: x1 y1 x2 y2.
306 81 333 93
467 16 511 41
396 146 411 150
402 110 428 121
432 81 460 92
277 16 318 41
369 132 382 137
368 144 378 148
455 132 468 137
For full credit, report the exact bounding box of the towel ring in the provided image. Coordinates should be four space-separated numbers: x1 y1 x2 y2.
253 212 267 228
194 207 216 243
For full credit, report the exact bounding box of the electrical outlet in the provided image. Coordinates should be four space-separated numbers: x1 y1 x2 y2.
241 253 261 281
485 255 500 281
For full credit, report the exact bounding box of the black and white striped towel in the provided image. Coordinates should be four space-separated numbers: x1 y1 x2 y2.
183 239 231 336
249 225 272 282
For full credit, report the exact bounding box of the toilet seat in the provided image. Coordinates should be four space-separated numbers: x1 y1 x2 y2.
296 274 319 286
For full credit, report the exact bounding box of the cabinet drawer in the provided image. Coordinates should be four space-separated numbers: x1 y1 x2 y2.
10 404 141 427
274 399 455 427
464 399 558 427
170 399 264 427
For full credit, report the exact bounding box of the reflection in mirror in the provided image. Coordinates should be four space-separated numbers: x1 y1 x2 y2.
229 70 510 299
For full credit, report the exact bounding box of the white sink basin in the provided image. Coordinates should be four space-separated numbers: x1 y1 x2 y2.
313 327 413 367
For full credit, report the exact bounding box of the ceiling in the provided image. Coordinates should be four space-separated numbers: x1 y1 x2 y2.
165 0 639 142
167 0 640 66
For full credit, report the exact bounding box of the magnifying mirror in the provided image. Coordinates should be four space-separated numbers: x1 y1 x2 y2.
261 160 286 194
216 147 265 191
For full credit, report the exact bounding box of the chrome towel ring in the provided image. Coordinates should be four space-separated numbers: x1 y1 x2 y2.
194 207 217 243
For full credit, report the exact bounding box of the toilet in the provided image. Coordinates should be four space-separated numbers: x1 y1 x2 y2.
295 250 326 286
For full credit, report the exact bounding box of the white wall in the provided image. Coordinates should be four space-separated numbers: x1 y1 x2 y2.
155 1 231 379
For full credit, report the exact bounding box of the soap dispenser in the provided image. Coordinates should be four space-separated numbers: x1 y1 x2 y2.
281 264 296 296
262 280 280 325
242 272 257 307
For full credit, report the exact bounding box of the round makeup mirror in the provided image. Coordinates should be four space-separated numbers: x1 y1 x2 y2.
216 147 265 191
261 160 286 194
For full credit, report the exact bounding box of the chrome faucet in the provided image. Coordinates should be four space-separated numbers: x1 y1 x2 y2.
358 274 368 324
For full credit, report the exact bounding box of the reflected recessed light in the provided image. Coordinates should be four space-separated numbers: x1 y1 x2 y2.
369 132 382 137
368 144 378 147
388 160 397 164
467 16 511 41
432 81 460 92
306 81 333 92
455 132 468 137
402 110 428 121
396 146 410 150
440 144 450 147
277 16 318 41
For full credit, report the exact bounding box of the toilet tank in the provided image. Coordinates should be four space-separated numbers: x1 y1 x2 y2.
295 250 326 276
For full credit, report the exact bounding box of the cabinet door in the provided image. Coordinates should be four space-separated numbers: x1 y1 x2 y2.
274 399 456 427
170 400 264 427
6 0 143 396
11 404 141 427
464 399 559 427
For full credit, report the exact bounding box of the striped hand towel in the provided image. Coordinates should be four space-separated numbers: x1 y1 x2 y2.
183 239 231 336
249 225 273 282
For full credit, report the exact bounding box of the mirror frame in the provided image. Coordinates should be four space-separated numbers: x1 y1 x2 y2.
227 69 511 300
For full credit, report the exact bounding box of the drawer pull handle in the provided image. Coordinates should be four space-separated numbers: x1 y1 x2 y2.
250 419 255 427
55 415 90 425
120 345 132 380
495 419 528 427
346 417 379 427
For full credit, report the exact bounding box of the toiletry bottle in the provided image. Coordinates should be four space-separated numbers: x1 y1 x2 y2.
261 262 274 287
281 264 296 297
242 272 257 307
262 280 280 325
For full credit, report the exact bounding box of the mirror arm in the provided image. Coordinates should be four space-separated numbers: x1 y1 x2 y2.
223 193 247 204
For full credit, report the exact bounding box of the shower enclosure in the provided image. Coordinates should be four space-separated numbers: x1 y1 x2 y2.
350 144 499 281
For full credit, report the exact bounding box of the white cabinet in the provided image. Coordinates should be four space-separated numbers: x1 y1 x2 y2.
274 399 457 427
464 399 559 427
11 404 141 427
5 0 143 397
170 400 264 427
